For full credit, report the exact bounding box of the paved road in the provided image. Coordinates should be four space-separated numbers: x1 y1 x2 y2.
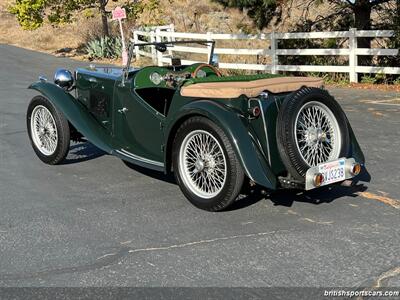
0 44 399 288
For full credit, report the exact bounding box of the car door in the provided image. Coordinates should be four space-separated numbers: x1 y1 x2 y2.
113 78 165 167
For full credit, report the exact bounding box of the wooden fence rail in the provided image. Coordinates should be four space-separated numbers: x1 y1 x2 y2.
132 25 399 83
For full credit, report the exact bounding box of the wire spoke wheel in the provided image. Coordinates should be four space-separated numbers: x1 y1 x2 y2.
173 117 244 211
30 105 58 156
294 101 341 167
277 88 350 181
179 130 227 199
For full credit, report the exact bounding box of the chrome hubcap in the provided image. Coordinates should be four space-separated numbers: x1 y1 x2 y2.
30 105 58 156
194 159 205 173
179 130 227 199
295 101 341 167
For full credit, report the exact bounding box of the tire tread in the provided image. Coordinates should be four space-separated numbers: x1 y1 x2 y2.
172 116 244 211
276 87 350 181
27 95 70 165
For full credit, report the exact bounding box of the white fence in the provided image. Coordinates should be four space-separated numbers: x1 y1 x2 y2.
132 24 399 83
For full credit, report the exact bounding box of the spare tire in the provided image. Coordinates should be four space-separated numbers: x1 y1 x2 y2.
276 87 350 181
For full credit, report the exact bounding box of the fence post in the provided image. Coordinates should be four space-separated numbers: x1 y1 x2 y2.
169 23 175 41
150 30 157 64
167 24 174 57
349 28 358 83
270 31 278 74
133 30 140 61
155 28 163 66
207 32 212 63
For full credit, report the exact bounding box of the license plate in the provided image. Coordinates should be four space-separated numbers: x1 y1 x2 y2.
318 158 346 186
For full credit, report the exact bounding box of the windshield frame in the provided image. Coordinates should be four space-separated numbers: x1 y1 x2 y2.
122 40 216 84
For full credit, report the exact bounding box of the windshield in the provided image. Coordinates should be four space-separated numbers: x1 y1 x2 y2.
124 40 215 71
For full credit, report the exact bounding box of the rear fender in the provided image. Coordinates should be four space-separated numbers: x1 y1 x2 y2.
28 81 114 153
165 100 277 189
347 120 365 164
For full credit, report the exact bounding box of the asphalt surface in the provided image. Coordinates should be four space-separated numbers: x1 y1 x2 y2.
0 44 399 289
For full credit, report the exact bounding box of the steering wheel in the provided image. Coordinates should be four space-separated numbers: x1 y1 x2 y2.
192 63 222 78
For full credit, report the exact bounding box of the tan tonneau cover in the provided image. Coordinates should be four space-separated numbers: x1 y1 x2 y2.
181 76 324 98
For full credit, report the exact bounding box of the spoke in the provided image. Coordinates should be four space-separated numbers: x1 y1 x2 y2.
295 102 341 166
181 131 227 197
32 106 58 155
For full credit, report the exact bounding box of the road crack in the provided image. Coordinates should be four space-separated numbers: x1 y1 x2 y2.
371 266 400 289
357 265 400 300
127 230 290 254
0 229 289 281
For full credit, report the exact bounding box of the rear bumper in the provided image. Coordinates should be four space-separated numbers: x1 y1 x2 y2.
305 157 361 190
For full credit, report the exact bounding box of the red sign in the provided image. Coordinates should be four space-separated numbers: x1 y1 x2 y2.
112 7 126 20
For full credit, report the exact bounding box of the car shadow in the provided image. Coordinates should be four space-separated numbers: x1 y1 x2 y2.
122 160 177 184
228 167 371 210
227 183 368 211
120 158 370 211
268 183 368 207
62 142 106 164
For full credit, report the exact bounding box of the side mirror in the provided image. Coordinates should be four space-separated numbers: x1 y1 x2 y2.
211 54 219 67
155 43 167 53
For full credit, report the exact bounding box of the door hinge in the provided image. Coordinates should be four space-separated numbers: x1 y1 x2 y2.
161 145 165 152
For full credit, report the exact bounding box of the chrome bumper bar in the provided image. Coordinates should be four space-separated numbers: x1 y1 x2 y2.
305 157 358 190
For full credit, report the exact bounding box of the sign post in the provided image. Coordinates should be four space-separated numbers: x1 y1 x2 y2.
112 7 128 65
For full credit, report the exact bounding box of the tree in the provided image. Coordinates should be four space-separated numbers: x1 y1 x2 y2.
214 0 396 69
213 0 281 29
213 0 393 33
9 0 139 36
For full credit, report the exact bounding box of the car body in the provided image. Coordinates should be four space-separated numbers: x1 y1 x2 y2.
27 40 365 211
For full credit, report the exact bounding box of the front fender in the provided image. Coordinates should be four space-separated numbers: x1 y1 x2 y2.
165 100 277 189
29 81 113 153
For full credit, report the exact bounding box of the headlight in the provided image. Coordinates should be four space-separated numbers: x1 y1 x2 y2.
54 68 74 90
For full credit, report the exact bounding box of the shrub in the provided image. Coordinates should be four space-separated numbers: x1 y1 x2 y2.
360 74 377 84
85 36 122 59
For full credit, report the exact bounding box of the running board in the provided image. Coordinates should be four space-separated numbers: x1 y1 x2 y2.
114 149 164 172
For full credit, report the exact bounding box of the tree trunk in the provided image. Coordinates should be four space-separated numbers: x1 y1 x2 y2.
353 0 372 70
397 0 400 30
99 0 109 37
353 1 371 46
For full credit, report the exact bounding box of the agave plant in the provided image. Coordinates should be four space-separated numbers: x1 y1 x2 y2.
86 36 123 59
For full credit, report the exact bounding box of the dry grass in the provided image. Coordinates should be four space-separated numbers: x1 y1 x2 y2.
0 0 124 57
1 1 72 51
328 82 400 92
0 0 256 58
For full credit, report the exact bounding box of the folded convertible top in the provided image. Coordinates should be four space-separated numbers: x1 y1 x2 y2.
180 76 324 98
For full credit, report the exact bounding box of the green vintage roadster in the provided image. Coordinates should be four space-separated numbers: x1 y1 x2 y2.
27 40 365 211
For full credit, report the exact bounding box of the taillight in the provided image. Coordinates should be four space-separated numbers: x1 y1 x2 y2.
350 163 361 176
313 173 324 187
248 106 261 118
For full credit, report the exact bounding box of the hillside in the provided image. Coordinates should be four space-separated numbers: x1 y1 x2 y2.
0 0 333 56
0 0 246 55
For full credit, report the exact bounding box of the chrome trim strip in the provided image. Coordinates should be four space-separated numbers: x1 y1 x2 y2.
116 149 164 167
257 99 271 165
232 138 255 182
248 132 267 158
